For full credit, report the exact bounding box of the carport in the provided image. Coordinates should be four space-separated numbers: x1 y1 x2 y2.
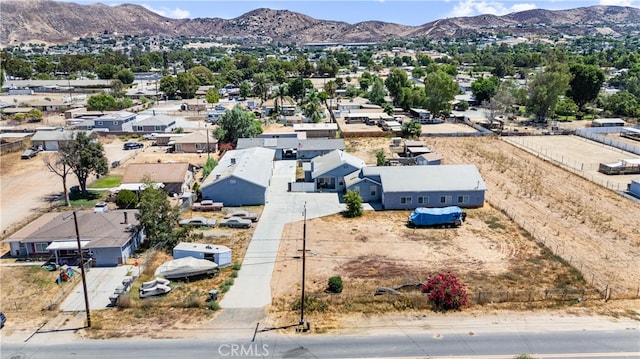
46 240 90 265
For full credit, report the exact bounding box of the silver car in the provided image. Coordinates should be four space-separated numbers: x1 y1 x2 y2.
219 217 252 228
179 217 217 228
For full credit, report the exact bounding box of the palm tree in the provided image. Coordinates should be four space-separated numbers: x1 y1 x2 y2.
273 83 292 118
323 80 337 123
302 90 323 123
252 72 271 106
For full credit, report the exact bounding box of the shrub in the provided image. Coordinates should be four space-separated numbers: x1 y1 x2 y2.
421 272 468 312
115 189 138 209
208 301 220 311
327 276 343 293
232 262 241 270
343 190 363 218
291 296 328 312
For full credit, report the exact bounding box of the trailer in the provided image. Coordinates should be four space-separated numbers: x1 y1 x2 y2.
408 206 466 228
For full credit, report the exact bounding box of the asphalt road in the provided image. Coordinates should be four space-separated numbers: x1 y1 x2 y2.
2 329 638 358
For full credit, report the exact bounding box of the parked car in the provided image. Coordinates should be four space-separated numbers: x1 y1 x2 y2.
224 210 259 222
21 149 37 159
179 217 217 228
192 200 224 212
142 133 158 140
219 217 252 228
123 142 144 150
93 202 109 213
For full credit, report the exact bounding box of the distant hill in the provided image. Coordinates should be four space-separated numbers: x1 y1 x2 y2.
2 0 640 46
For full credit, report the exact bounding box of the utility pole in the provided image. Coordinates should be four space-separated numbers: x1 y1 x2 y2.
205 123 211 159
72 211 91 328
300 201 307 330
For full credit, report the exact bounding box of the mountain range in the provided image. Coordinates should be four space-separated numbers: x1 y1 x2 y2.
2 0 640 46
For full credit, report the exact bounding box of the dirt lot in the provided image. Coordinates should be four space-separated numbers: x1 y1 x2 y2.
269 134 640 329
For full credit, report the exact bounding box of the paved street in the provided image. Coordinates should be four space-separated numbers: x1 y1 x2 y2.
219 160 345 309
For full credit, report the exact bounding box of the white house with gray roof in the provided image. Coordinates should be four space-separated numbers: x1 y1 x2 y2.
345 165 486 210
304 149 366 192
200 147 275 206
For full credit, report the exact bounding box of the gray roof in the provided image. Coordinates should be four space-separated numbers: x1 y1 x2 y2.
134 114 176 126
311 149 366 178
4 210 140 249
202 147 275 188
236 138 344 151
31 130 82 142
174 242 231 254
344 169 380 188
361 165 486 192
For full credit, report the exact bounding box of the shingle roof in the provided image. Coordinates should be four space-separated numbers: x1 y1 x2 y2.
236 138 344 151
121 163 191 184
4 210 140 249
202 147 275 188
362 165 486 192
311 149 366 178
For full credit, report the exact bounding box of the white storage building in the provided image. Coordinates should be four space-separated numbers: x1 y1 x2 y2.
172 242 232 268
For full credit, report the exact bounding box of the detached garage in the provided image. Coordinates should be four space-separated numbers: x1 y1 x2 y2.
173 242 232 268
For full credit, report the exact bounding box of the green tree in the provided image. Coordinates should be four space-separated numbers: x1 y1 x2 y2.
602 91 640 118
239 81 251 99
327 276 343 293
368 77 387 106
302 91 323 123
471 76 499 104
87 93 117 112
4 57 33 79
27 108 43 122
60 132 109 195
567 63 605 111
202 157 219 179
115 189 138 209
343 190 363 218
359 71 373 91
375 149 386 166
159 75 178 99
95 63 117 79
110 79 124 98
214 104 261 146
323 80 338 123
385 68 409 104
116 68 135 85
273 84 293 117
252 72 271 104
176 72 199 99
424 71 458 117
189 65 215 86
205 88 220 104
527 65 571 122
554 97 579 118
136 179 181 251
402 120 422 138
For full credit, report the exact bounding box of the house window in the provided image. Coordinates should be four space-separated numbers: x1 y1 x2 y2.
135 126 143 131
338 181 344 186
175 144 182 152
112 121 119 125
457 195 470 204
400 197 412 204
154 126 163 131
195 143 204 149
97 121 103 125
34 242 49 253
352 186 360 194
418 196 429 204
230 179 236 184
370 186 377 196
440 196 452 204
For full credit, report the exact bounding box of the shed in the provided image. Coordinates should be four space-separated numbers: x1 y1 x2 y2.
628 177 640 198
173 242 232 268
592 118 625 127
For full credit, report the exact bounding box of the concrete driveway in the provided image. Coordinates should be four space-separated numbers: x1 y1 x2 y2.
60 264 135 312
219 161 345 309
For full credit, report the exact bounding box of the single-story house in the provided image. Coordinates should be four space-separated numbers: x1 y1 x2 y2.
293 123 338 138
3 210 143 267
345 164 486 210
629 177 640 198
120 162 196 195
1 107 34 115
304 149 366 192
344 112 392 125
29 100 70 112
75 111 137 132
181 99 207 112
132 114 176 132
416 152 444 166
236 137 344 160
261 98 296 117
125 89 162 100
172 130 217 153
30 129 88 151
156 133 185 146
200 147 275 206
173 242 232 268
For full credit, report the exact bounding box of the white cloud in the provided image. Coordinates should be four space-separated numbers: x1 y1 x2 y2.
141 3 190 19
599 0 639 6
449 0 537 17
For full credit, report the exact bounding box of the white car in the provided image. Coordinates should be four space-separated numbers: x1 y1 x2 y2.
93 202 109 213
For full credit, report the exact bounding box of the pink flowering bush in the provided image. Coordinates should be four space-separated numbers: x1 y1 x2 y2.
421 272 468 311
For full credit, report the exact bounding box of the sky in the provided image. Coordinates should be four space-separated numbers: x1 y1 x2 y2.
56 0 640 26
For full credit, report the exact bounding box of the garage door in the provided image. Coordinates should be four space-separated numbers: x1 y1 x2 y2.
45 141 59 150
